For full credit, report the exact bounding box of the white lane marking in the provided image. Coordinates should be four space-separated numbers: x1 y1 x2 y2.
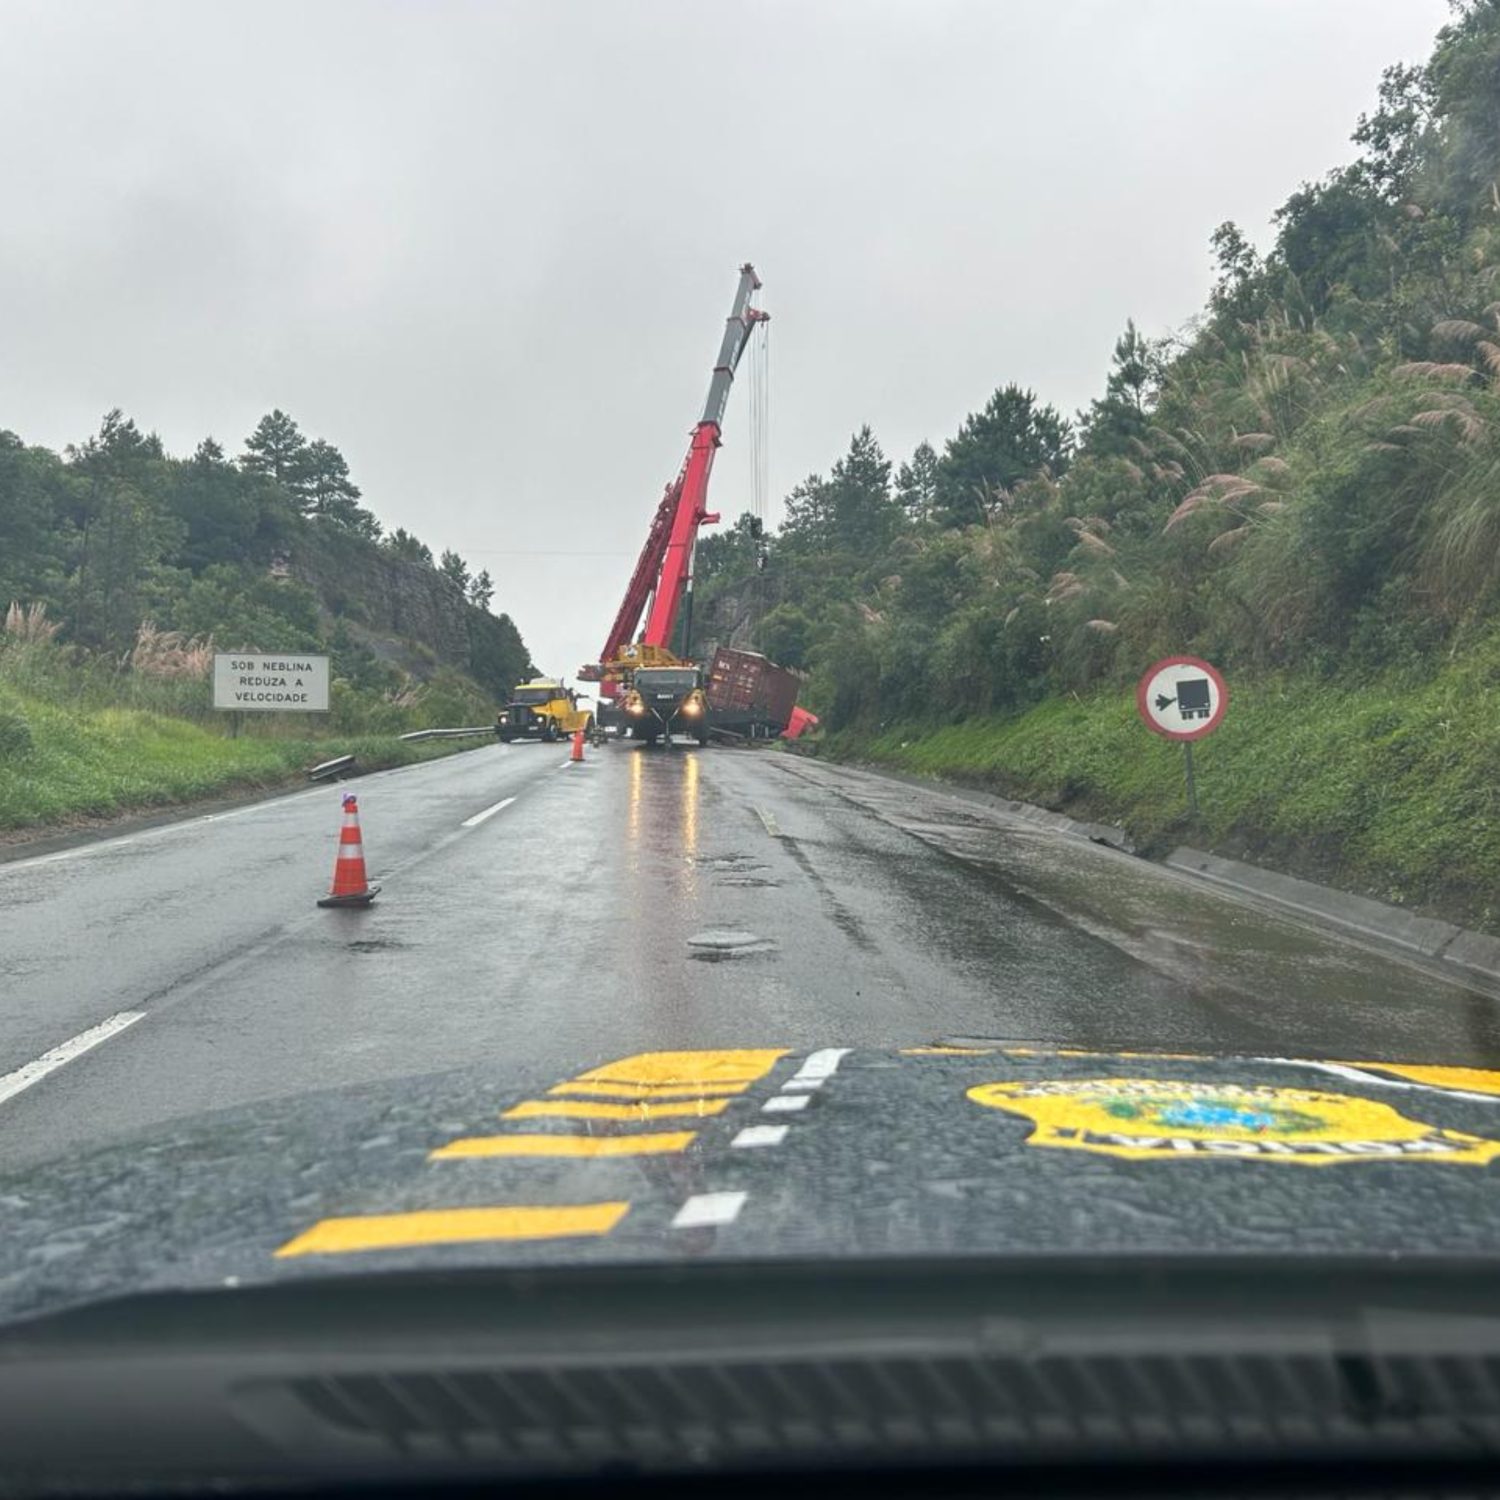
460 796 517 829
184 787 327 826
762 1093 810 1113
0 1012 146 1107
783 1047 850 1090
1 745 512 873
558 760 574 770
755 806 781 838
731 1124 789 1149
0 788 331 871
672 1191 748 1229
1257 1057 1500 1106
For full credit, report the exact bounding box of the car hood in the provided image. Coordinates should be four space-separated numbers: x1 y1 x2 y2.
6 1040 1500 1324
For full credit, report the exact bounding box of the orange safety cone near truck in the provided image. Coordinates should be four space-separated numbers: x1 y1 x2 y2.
318 793 380 908
571 727 585 762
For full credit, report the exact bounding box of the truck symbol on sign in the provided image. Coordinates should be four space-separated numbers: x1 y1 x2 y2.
1154 677 1213 721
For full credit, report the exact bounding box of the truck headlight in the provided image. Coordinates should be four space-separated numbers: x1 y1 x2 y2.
626 701 644 716
682 700 701 717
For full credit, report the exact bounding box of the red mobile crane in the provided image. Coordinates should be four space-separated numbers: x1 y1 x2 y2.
582 264 768 742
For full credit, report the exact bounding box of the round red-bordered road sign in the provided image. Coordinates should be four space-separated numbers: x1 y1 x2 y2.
1136 656 1228 741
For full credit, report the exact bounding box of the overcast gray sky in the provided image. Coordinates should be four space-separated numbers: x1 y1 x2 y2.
0 0 1451 681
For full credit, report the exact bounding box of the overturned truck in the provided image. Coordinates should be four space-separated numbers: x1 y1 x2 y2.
703 647 801 740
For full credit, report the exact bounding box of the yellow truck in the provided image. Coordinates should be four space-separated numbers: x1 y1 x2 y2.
496 678 592 744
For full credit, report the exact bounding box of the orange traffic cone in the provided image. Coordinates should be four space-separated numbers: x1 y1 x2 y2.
570 727 585 762
318 792 380 908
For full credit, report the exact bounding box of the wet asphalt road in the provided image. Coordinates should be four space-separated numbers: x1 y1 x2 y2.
6 739 1500 1314
3 738 1500 1176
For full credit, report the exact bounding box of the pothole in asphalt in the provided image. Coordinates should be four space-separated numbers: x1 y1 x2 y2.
686 928 776 962
345 938 407 953
695 854 768 871
715 875 781 888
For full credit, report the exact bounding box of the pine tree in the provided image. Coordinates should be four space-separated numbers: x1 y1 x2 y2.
300 438 377 534
827 425 897 554
932 386 1071 528
169 436 263 568
241 410 311 505
384 528 433 564
468 569 495 611
438 549 471 592
1079 321 1157 457
66 410 176 648
302 439 359 514
895 440 939 523
780 474 832 553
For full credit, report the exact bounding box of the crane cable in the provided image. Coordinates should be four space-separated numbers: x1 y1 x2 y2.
747 319 770 568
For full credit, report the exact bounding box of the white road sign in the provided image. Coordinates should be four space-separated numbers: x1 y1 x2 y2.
1136 655 1227 741
213 652 330 713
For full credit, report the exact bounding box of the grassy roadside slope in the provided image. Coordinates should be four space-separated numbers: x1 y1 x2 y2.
824 643 1500 931
0 689 484 833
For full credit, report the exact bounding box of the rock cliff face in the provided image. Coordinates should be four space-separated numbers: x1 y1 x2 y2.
290 528 533 697
688 574 776 658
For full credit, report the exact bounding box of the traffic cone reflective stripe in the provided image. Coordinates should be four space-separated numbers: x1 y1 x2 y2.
318 793 379 908
571 728 585 762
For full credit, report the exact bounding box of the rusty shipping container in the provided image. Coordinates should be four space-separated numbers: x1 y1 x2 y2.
704 646 800 734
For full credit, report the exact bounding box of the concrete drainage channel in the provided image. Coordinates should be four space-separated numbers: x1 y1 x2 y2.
814 758 1500 992
1164 847 1500 990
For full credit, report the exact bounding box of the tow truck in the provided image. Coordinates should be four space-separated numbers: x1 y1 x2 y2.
581 263 769 745
496 678 592 743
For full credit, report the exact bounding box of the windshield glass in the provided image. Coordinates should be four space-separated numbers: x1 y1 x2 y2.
634 670 698 693
6 1 1500 1486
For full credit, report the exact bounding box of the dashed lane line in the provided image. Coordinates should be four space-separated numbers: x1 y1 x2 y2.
755 806 781 838
550 1081 747 1100
762 1093 810 1113
460 795 517 828
3 743 528 873
0 1011 146 1109
504 1097 731 1122
275 1048 816 1259
274 1203 630 1258
672 1191 748 1229
546 1049 788 1101
783 1047 850 1090
562 1048 788 1087
431 1130 698 1160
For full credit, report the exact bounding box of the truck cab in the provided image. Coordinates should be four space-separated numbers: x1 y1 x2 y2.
497 679 592 743
623 665 708 746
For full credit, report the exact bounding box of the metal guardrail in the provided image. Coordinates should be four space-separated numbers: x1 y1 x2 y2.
397 725 495 743
306 727 493 781
307 754 357 782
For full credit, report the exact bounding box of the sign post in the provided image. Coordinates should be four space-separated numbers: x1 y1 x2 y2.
1136 655 1227 818
213 653 330 716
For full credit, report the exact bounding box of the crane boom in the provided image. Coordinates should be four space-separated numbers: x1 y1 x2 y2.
585 264 767 688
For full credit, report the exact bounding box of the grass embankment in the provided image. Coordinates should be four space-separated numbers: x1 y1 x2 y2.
0 645 491 835
0 700 476 833
824 643 1500 930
